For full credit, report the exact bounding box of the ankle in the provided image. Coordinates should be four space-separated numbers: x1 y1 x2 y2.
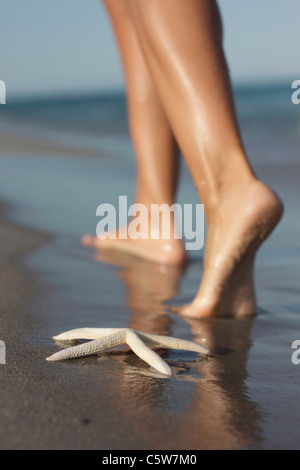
204 173 255 218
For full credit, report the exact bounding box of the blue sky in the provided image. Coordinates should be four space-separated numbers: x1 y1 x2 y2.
1 0 299 98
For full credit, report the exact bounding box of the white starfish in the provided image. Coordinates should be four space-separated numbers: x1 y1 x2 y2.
46 328 209 377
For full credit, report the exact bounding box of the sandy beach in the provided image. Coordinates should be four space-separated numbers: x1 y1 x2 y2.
0 86 300 450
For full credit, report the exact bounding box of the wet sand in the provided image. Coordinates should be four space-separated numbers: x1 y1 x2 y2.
0 125 300 450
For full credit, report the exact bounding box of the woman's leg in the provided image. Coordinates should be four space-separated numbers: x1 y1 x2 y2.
83 0 186 264
126 0 283 317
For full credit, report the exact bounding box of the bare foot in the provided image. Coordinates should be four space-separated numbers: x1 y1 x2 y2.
82 225 187 266
177 180 284 318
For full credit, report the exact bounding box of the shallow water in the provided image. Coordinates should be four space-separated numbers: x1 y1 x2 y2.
0 85 299 449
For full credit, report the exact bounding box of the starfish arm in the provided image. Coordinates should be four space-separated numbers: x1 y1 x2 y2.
46 330 126 362
137 331 209 355
125 330 172 376
53 328 121 341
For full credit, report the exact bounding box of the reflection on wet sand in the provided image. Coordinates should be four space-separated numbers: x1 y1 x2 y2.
95 249 185 334
90 250 263 449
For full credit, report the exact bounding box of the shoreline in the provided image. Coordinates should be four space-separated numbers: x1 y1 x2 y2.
0 121 101 157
